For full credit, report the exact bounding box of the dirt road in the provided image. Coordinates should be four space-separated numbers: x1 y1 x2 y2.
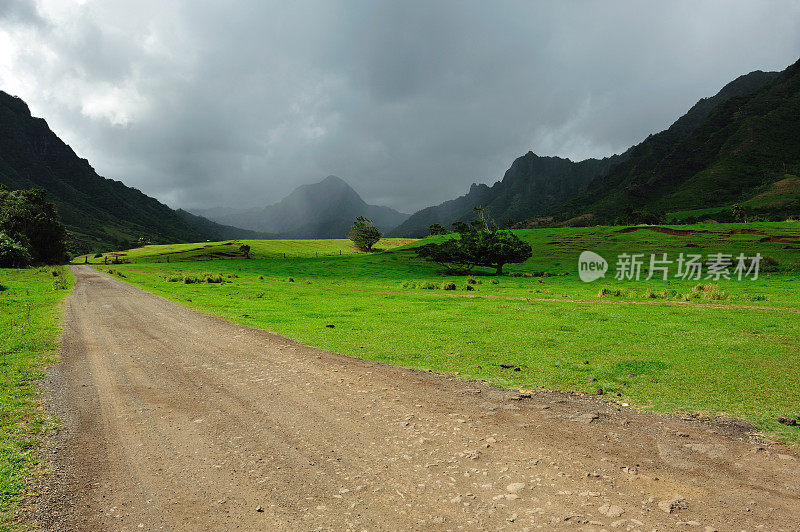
29 265 800 530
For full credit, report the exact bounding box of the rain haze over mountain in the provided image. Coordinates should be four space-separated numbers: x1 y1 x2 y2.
1 0 799 213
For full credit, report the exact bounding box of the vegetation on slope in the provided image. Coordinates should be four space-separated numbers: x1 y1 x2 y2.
0 91 264 255
391 152 624 237
552 62 799 224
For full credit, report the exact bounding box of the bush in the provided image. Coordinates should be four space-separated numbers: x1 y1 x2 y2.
441 282 456 290
0 231 31 267
420 281 437 290
463 284 475 291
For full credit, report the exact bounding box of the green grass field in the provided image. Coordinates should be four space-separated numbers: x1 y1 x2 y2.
73 237 417 264
93 223 800 443
0 266 73 526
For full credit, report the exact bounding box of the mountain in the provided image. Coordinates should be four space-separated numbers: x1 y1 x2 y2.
390 153 625 237
549 64 796 224
0 90 265 254
197 175 409 238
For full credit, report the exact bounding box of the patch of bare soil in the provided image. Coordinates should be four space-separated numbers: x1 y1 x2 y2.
26 266 800 531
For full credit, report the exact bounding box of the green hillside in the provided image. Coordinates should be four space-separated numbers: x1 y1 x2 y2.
552 61 799 224
0 91 265 255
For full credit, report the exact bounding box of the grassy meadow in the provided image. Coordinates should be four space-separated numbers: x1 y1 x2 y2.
87 222 800 443
0 266 73 525
73 237 417 264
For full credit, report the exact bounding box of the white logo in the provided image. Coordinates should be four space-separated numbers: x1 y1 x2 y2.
578 251 608 282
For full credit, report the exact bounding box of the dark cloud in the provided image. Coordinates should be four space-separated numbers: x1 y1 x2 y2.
1 0 799 212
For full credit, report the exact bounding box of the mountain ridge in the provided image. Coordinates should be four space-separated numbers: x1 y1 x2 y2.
391 64 790 235
549 66 793 223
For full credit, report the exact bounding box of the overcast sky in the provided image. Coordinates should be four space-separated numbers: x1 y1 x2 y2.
1 0 799 213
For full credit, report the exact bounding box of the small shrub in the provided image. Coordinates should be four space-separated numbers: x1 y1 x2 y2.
761 256 779 272
441 282 456 290
691 283 728 300
491 279 499 285
51 269 60 277
204 274 224 283
183 275 201 284
747 294 768 302
463 284 475 291
165 274 182 282
258 275 264 280
643 288 661 299
420 281 437 290
598 287 626 297
287 277 294 282
400 281 417 289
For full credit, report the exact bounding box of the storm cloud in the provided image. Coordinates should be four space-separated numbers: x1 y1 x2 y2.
1 0 799 212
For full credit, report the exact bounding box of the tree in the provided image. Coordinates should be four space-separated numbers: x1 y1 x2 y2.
0 231 31 267
0 188 66 264
348 216 382 251
239 244 251 259
417 224 532 275
731 203 746 223
428 223 448 236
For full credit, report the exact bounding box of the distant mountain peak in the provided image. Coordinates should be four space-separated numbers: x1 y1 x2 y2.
198 175 409 238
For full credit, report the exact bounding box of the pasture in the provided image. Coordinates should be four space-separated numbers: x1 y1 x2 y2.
88 223 800 442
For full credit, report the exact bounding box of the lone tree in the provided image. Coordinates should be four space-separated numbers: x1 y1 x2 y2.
348 216 382 251
416 213 532 275
731 203 746 223
239 243 251 259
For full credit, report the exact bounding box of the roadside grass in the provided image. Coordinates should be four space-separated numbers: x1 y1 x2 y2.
0 266 73 526
72 237 416 264
96 222 800 443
